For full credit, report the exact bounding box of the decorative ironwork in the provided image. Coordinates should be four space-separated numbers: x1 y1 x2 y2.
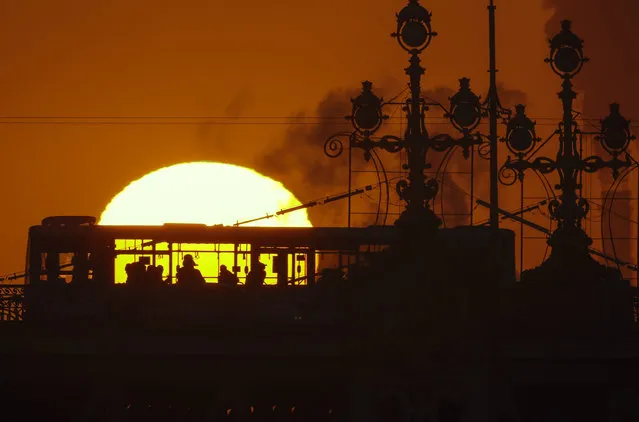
503 104 539 157
478 142 491 160
447 77 482 133
501 20 635 283
393 0 436 53
325 0 494 233
498 161 519 186
323 132 350 158
545 20 588 78
350 81 386 135
0 285 24 322
600 103 634 154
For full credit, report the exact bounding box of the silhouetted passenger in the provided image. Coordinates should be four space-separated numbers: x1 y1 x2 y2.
176 254 206 286
145 264 164 285
246 262 266 288
125 261 146 286
218 265 239 286
155 265 164 284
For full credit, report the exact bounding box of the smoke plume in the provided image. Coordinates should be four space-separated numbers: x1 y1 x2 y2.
256 87 377 227
253 80 529 229
543 0 639 120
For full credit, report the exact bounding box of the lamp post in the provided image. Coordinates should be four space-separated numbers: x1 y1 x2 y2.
324 0 481 236
501 20 635 283
487 0 500 233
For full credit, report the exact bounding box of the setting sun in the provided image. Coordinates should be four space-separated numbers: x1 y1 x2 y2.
99 162 312 227
98 162 313 283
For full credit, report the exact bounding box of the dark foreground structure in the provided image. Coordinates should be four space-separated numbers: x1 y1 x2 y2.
0 218 637 421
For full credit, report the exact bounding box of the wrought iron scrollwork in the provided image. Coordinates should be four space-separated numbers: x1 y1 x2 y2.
548 198 561 220
429 133 481 156
323 1 499 229
501 156 556 180
461 134 482 158
548 197 590 222
377 135 404 153
582 155 605 173
323 132 350 158
493 18 638 284
576 198 590 219
424 178 439 200
499 161 519 186
430 133 456 152
478 141 491 160
610 156 633 180
530 157 556 174
396 179 409 201
0 285 24 322
396 178 439 203
583 154 631 179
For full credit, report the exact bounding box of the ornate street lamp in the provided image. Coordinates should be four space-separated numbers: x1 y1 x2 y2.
448 77 482 135
500 20 635 283
503 104 538 159
350 81 386 135
596 103 635 177
324 0 481 235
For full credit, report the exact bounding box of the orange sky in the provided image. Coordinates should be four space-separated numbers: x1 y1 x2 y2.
0 0 635 276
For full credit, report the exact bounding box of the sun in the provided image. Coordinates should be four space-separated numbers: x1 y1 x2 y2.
99 162 313 284
99 161 312 227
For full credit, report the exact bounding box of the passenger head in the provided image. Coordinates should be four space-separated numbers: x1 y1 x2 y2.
220 265 227 272
182 254 197 268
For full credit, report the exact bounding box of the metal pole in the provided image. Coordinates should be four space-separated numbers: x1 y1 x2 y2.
558 76 579 232
168 242 173 284
406 53 427 217
348 138 352 228
520 177 524 280
488 0 500 232
470 145 475 226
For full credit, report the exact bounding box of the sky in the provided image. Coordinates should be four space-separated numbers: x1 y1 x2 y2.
0 0 637 276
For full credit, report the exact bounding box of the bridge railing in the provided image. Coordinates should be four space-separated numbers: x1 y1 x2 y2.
0 285 24 322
